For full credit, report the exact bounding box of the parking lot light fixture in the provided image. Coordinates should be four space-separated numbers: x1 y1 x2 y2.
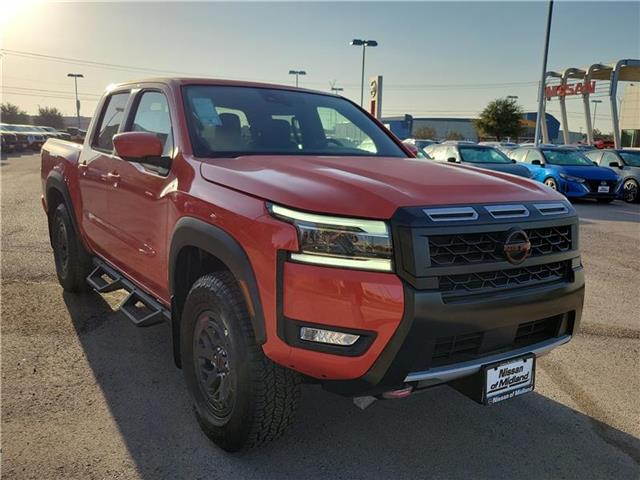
591 99 602 131
67 73 84 129
351 39 378 106
288 70 306 88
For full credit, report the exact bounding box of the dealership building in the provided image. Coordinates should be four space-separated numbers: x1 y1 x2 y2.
381 112 566 143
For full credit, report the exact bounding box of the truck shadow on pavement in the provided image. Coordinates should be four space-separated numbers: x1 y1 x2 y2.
63 291 640 480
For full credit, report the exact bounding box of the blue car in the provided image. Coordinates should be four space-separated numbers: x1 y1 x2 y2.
509 146 620 203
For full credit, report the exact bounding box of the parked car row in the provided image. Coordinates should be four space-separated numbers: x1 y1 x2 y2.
507 146 621 203
0 123 72 153
410 140 636 204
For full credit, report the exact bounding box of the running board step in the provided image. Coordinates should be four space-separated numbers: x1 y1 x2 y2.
87 259 169 327
87 262 125 293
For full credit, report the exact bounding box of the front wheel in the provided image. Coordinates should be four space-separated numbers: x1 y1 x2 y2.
543 177 558 191
622 179 639 203
181 272 300 451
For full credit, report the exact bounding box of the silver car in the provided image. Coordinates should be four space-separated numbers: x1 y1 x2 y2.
585 149 640 203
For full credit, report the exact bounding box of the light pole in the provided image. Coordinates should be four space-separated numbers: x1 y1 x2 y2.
534 0 554 145
288 70 306 88
350 39 378 106
67 73 84 129
592 99 602 131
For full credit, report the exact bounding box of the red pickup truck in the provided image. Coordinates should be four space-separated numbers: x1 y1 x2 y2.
41 78 585 451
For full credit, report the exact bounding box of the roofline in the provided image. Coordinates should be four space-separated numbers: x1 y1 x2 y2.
106 77 338 97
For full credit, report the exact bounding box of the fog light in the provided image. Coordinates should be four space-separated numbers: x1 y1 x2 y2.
299 327 360 346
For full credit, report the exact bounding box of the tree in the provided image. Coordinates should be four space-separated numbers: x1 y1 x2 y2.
446 131 465 141
414 126 437 139
1 103 30 124
474 98 524 141
34 106 65 129
592 128 613 140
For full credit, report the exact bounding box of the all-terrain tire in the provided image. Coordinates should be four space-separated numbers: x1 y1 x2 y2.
50 203 92 292
180 272 301 451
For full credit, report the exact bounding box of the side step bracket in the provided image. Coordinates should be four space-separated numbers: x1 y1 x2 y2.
87 259 169 327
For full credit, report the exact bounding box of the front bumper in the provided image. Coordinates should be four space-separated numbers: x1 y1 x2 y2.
561 178 619 199
278 258 584 397
321 265 584 396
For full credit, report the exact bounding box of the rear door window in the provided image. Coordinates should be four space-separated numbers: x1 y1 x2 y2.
93 92 130 152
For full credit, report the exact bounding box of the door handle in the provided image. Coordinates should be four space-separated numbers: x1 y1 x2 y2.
106 172 120 179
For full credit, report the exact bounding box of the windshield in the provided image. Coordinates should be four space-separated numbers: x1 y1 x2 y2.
541 149 594 166
182 85 407 158
459 146 512 164
619 151 640 167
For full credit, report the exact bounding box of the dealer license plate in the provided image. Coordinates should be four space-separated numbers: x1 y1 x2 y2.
483 355 535 405
598 185 610 193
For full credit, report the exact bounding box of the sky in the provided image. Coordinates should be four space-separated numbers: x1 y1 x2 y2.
1 0 639 134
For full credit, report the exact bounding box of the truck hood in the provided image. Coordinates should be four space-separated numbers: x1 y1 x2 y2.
200 155 565 219
465 162 532 178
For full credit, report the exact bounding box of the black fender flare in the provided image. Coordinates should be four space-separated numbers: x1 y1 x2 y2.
168 217 267 351
45 171 85 247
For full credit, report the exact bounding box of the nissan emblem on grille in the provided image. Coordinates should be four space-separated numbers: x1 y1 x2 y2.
503 229 532 265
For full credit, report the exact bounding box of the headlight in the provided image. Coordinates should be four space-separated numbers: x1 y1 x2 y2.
559 173 585 183
269 204 393 272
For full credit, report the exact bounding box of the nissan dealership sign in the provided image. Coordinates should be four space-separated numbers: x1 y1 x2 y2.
545 81 596 98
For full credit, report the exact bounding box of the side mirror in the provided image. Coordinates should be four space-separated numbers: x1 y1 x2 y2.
113 132 170 169
592 161 598 166
447 157 457 163
609 161 621 169
511 159 517 163
531 159 545 166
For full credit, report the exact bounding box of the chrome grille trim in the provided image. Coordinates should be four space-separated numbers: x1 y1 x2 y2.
484 204 530 219
534 202 569 216
423 207 478 222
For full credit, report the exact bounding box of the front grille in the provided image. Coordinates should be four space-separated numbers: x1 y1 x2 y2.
431 332 483 366
586 180 617 193
515 316 562 347
428 225 572 266
439 261 571 298
423 315 566 369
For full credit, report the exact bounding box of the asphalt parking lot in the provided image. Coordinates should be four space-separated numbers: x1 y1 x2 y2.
2 152 639 480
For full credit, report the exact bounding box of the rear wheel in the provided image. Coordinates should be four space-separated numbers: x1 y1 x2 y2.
543 177 558 190
181 272 300 451
622 179 639 203
50 203 92 292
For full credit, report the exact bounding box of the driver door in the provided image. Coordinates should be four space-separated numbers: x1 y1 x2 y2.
102 89 176 298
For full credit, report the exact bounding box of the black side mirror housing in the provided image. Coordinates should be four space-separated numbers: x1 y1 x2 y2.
608 162 621 168
511 159 517 163
447 157 457 163
531 159 545 166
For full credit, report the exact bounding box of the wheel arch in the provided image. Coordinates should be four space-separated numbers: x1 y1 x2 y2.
168 217 266 367
45 171 83 247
